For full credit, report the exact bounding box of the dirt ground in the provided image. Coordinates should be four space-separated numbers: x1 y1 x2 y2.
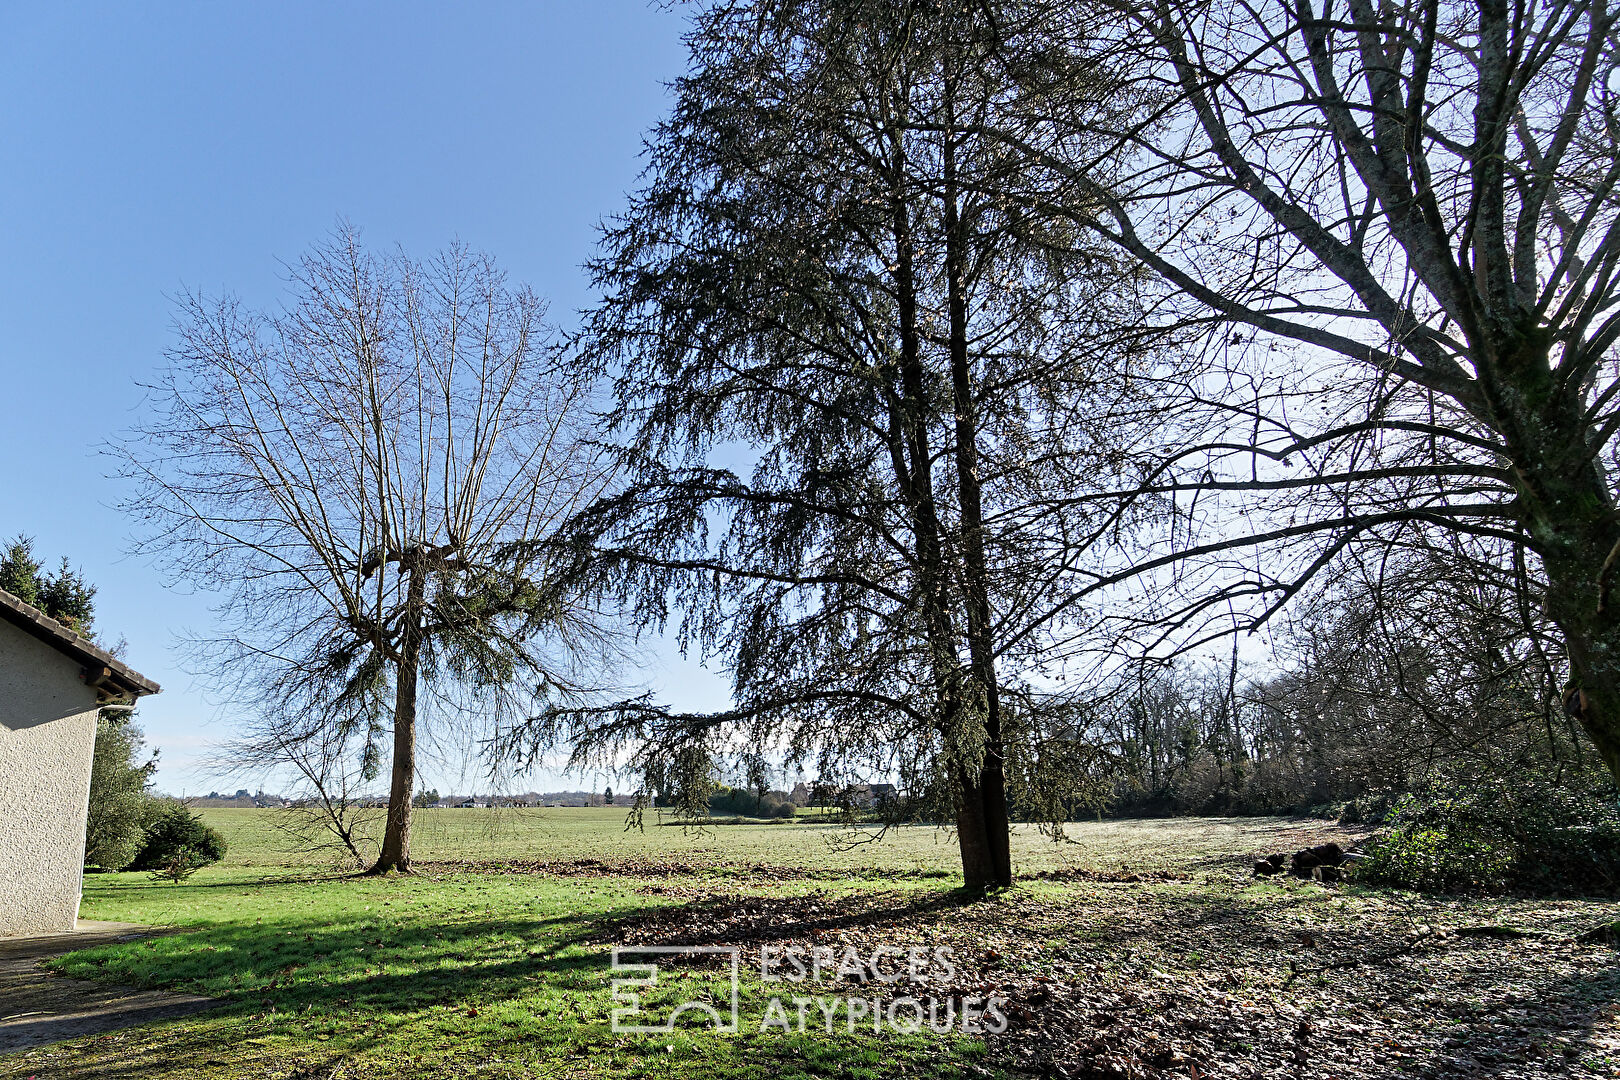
0 922 217 1054
593 831 1620 1079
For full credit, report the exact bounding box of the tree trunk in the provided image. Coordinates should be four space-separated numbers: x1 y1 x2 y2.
1518 486 1620 781
943 77 1013 891
1556 626 1620 780
1493 352 1620 782
369 555 424 875
955 768 1000 893
878 88 999 892
963 756 1012 890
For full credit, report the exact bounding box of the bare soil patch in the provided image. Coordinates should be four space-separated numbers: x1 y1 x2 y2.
585 874 1620 1078
0 922 219 1053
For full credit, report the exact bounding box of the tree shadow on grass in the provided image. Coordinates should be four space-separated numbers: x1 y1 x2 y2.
167 886 986 1005
91 869 359 891
1402 961 1620 1078
54 910 610 1008
597 886 985 951
20 882 994 1080
21 907 645 1080
54 871 1620 1080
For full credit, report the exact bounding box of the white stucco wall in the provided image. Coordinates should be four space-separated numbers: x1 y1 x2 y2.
0 619 100 936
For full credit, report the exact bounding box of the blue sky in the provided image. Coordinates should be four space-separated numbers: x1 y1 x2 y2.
0 2 729 794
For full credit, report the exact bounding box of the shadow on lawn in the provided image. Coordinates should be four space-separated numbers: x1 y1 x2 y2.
61 871 1028 1008
57 909 610 1010
1404 964 1620 1079
28 903 632 1080
37 871 1620 1080
89 871 356 890
30 877 991 1080
72 873 1309 1006
59 877 980 1014
596 886 985 951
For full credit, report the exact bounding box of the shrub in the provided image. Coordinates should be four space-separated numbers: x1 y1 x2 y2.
1339 792 1396 827
130 803 227 872
1359 824 1513 892
708 786 796 818
83 708 159 870
148 845 208 884
1358 781 1620 895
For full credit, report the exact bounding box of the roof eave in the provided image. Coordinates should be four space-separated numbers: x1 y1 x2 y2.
0 588 162 700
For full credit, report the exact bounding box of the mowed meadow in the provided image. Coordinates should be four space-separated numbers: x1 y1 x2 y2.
191 806 1349 876
11 809 1620 1080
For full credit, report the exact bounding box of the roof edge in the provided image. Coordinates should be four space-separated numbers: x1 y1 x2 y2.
0 587 161 700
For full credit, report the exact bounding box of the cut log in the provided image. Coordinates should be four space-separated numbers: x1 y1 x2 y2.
1311 842 1345 866
1574 920 1620 946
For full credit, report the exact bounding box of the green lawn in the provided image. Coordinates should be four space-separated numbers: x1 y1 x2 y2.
197 804 1367 874
48 865 969 1080
25 809 1036 1080
11 810 1620 1079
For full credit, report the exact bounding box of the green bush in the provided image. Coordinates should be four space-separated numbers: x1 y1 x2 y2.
1338 792 1396 827
1360 825 1513 892
1358 781 1620 895
83 708 159 870
130 804 228 872
708 785 796 818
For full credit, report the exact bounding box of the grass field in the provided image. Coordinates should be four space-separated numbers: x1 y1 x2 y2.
195 805 1369 875
8 809 1620 1080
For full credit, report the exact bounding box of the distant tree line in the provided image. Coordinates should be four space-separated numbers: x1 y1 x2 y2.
1099 551 1610 817
705 786 797 819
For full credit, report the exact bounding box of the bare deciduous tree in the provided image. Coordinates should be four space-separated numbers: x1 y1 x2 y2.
119 228 615 873
262 718 384 870
975 0 1620 778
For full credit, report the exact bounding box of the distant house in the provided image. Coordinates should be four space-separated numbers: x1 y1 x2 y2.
791 780 898 808
860 783 897 806
845 782 897 808
0 587 160 936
